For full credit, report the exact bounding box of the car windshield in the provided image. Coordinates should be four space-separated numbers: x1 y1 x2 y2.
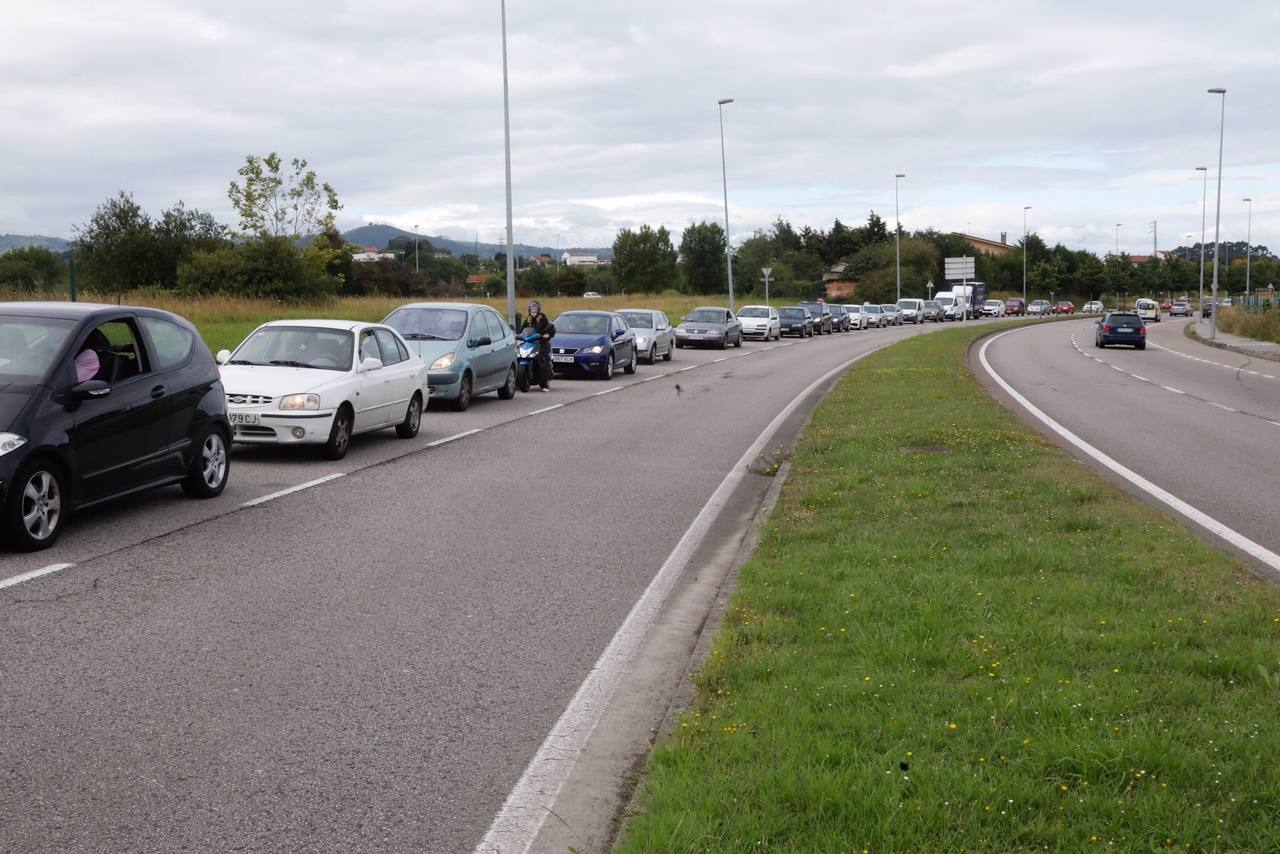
986 300 1001 307
896 300 915 308
555 313 610 335
232 326 354 370
847 305 862 313
686 309 725 323
780 308 806 318
880 305 895 311
383 307 469 341
738 307 770 318
0 316 75 383
617 311 654 328
863 305 881 313
937 296 955 305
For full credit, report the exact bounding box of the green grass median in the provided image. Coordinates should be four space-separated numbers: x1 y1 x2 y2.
617 324 1280 852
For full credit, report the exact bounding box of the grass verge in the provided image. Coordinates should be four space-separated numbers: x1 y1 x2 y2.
1217 308 1280 344
616 324 1280 852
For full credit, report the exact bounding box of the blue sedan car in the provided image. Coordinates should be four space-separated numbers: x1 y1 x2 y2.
549 311 638 380
382 302 518 410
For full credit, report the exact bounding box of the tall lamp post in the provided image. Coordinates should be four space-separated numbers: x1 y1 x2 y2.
1244 197 1253 304
1114 223 1122 256
413 223 420 274
894 173 906 301
761 266 773 305
1022 206 1031 305
1208 87 1227 340
717 98 736 312
499 0 517 328
1195 166 1208 313
1185 233 1193 262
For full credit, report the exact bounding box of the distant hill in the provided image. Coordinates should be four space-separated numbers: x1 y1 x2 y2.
0 234 71 254
341 224 611 260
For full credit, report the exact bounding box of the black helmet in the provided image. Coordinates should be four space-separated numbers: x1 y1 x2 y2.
528 300 542 314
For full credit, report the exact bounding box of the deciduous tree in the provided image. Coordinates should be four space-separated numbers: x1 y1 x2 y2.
227 152 341 240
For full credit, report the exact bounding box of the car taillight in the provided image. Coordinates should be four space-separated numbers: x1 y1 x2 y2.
1103 325 1113 333
1139 326 1147 334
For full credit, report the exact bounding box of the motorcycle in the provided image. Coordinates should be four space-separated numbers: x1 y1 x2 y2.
515 327 544 392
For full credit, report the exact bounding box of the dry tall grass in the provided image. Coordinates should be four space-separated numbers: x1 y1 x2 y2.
1217 307 1280 344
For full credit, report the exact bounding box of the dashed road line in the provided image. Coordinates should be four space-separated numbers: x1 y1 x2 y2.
528 404 565 415
0 562 74 591
592 387 622 397
426 429 482 447
241 473 346 508
1209 402 1239 412
1162 386 1186 395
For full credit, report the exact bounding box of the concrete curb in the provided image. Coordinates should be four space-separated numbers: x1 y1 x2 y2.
1184 318 1280 364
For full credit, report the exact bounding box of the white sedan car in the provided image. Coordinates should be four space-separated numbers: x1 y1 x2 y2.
217 320 429 460
736 305 781 340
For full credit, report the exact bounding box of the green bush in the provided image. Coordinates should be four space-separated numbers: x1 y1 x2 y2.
0 246 68 293
178 237 339 301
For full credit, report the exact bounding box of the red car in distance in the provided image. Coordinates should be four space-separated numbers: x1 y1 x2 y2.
1160 299 1174 311
1004 298 1026 316
1052 301 1076 314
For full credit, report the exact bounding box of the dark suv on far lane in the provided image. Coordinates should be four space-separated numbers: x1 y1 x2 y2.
799 301 833 335
0 303 231 550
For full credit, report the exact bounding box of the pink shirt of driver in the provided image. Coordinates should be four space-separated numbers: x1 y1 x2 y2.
74 349 99 383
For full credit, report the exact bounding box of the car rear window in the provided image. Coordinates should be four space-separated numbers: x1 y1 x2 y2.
780 308 806 318
1106 314 1141 324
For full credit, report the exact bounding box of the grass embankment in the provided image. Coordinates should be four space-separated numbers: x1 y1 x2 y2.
1217 308 1280 344
618 325 1280 851
4 290 725 353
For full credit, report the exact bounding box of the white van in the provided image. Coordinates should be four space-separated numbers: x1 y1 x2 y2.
1134 298 1161 323
896 298 925 324
936 292 967 321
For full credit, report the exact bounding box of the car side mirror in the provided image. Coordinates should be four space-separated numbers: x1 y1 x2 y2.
215 349 231 365
612 329 623 339
72 379 111 400
471 336 492 348
360 356 383 372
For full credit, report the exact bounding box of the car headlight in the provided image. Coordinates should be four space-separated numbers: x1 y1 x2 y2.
0 433 27 457
583 344 605 355
635 336 649 347
279 393 321 411
430 352 459 371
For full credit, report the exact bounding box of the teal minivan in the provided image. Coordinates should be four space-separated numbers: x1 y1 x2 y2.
382 302 518 410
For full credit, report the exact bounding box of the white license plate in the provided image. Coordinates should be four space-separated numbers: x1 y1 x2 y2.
1117 327 1133 332
552 354 574 363
229 412 260 426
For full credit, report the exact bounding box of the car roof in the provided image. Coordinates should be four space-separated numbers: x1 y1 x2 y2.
690 306 730 311
256 319 375 331
618 308 661 314
736 304 772 311
557 309 616 317
389 301 489 312
0 301 182 321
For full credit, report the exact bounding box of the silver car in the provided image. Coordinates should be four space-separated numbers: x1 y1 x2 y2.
736 305 781 340
617 309 675 363
862 303 884 327
880 304 903 325
844 304 869 330
674 306 743 349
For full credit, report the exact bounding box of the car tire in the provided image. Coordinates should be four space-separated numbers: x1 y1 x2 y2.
663 342 673 361
498 365 517 399
675 340 684 349
396 393 423 438
734 333 742 348
624 350 637 374
603 352 615 380
322 405 353 461
453 371 473 412
719 335 729 350
181 426 230 498
1137 343 1146 350
6 458 66 551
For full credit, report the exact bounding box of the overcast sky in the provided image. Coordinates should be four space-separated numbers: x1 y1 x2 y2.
3 0 1278 257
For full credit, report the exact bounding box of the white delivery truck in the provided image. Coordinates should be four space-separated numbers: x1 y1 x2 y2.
937 289 970 321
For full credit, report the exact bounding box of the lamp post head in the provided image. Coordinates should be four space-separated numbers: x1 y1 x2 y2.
718 98 734 105
1208 87 1226 94
1195 166 1207 172
1243 197 1252 203
895 173 906 179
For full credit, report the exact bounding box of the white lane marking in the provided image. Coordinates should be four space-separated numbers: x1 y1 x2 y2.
426 429 482 447
638 374 664 383
676 365 697 373
0 562 74 591
1149 342 1280 381
1269 421 1280 428
241 473 346 508
1111 365 1125 372
711 357 727 363
1209 402 1239 412
475 346 886 854
527 404 564 415
980 330 1280 577
1163 386 1186 395
1131 375 1149 383
592 387 622 397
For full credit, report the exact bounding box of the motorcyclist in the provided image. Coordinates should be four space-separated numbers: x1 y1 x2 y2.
524 300 555 391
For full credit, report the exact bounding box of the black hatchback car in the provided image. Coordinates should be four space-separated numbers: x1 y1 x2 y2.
0 303 230 550
778 307 813 337
1095 311 1147 349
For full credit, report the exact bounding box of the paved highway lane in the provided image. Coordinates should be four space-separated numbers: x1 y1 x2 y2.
978 317 1280 575
1 319 985 852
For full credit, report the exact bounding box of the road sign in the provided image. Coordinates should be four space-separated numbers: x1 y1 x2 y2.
944 256 975 281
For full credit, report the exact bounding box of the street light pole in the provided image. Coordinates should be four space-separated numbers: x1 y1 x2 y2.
413 223 420 274
894 173 906 302
717 98 736 312
1244 197 1253 304
1022 206 1031 305
500 0 517 328
761 266 773 305
1115 223 1122 256
1195 166 1208 314
1208 87 1227 340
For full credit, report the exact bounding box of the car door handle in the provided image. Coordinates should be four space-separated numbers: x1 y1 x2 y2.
150 385 166 399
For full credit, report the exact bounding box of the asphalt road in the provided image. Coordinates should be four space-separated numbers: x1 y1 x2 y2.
979 316 1280 573
0 317 980 852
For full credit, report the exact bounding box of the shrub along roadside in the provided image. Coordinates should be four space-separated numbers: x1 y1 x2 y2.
616 324 1280 851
